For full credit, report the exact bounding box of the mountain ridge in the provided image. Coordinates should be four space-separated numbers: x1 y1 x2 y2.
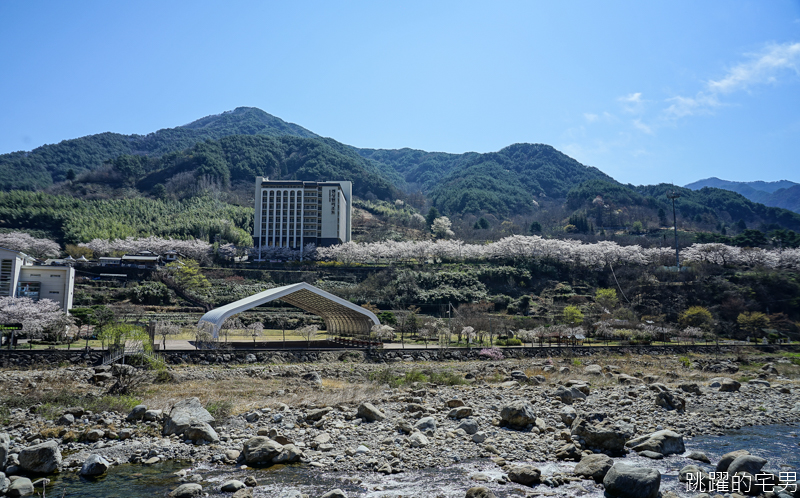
685 177 800 214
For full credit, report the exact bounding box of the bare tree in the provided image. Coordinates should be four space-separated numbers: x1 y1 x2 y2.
299 324 319 348
155 320 181 351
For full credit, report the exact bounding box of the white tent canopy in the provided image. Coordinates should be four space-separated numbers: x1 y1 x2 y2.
197 282 379 339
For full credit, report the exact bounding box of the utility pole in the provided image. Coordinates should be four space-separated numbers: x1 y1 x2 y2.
667 190 681 269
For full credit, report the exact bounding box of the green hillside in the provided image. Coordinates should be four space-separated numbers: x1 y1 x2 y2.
685 177 800 214
0 107 317 190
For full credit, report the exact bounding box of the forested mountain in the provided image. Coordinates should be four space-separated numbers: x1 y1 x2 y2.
360 143 614 216
685 177 800 214
0 107 317 190
565 180 800 232
3 106 800 238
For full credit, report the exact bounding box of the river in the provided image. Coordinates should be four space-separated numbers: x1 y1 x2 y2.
44 424 799 497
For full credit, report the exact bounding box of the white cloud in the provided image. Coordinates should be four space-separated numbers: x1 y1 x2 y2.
618 92 646 114
663 93 721 118
664 41 800 119
632 119 653 134
707 42 800 93
619 92 643 103
584 113 598 123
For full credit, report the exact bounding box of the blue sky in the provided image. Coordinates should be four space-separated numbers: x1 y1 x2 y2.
1 0 799 186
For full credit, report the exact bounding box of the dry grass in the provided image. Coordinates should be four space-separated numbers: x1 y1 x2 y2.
140 375 380 416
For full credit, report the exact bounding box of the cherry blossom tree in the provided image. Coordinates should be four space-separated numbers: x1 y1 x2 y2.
371 324 395 342
0 232 60 259
0 297 73 345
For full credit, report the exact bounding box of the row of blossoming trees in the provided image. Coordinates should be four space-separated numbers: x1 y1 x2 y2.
313 235 800 270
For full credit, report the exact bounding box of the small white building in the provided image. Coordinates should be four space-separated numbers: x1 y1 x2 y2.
0 247 75 311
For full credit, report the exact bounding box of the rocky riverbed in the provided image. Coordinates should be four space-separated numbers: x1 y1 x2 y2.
0 351 799 497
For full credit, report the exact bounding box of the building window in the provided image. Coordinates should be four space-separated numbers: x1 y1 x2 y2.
49 291 59 294
0 259 12 297
50 274 61 278
16 282 40 301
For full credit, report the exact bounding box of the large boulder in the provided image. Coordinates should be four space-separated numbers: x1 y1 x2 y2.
0 433 9 470
499 400 537 429
465 487 496 498
573 453 613 482
356 403 386 422
602 463 661 498
506 465 541 486
126 404 147 422
554 386 586 405
79 454 110 476
0 472 8 495
654 391 686 412
243 437 284 465
571 414 633 456
19 441 62 474
7 477 34 498
183 422 220 444
221 480 246 492
163 398 215 437
625 430 685 456
727 455 767 477
716 449 750 472
169 483 203 498
414 417 437 432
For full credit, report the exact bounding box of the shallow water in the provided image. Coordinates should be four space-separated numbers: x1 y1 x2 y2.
44 424 800 498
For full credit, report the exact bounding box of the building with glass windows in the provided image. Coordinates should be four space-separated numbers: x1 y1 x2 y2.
253 177 352 253
0 247 74 311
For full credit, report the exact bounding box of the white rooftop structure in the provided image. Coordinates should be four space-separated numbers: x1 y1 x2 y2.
197 282 378 339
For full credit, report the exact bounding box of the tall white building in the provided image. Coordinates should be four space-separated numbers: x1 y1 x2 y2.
254 177 352 252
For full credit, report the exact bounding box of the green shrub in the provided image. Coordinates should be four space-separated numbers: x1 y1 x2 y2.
205 400 234 419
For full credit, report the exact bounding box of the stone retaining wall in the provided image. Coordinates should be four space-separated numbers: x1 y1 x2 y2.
1 344 797 368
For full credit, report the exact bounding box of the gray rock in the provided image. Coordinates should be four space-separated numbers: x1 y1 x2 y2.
306 407 333 421
244 476 257 487
499 400 537 429
571 415 633 456
79 454 110 476
320 490 348 498
457 419 479 435
163 398 215 437
603 463 661 498
715 449 750 472
559 406 577 426
408 432 429 448
448 407 474 419
63 406 85 417
678 464 711 488
272 444 303 464
679 383 702 395
414 416 437 432
719 378 741 392
276 491 303 498
686 451 710 463
555 385 586 404
183 422 219 444
126 404 147 422
7 477 34 498
221 480 246 492
654 390 686 412
56 414 74 426
573 453 613 482
727 454 767 477
465 486 496 498
19 440 62 474
243 437 284 465
356 403 386 422
143 409 162 422
0 472 8 495
84 429 105 442
626 430 685 456
506 464 541 486
169 483 203 498
584 364 603 375
639 450 663 459
555 443 582 461
302 371 322 384
0 433 9 470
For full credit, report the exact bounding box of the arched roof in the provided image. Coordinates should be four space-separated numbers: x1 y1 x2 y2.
197 282 379 339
